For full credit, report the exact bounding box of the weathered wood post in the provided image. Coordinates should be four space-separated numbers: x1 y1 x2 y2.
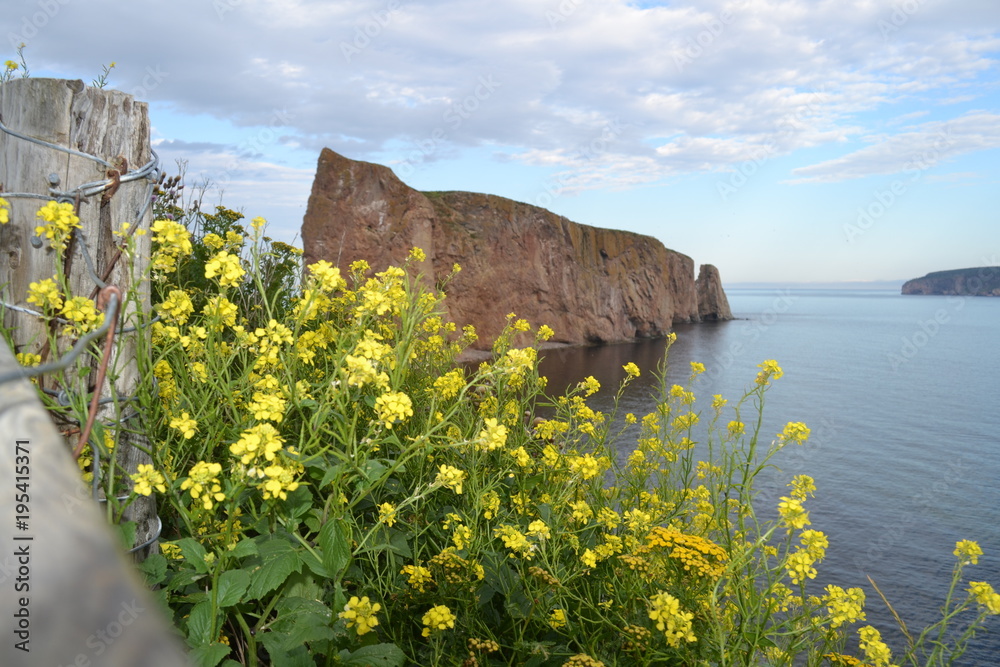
0 344 187 666
0 78 157 554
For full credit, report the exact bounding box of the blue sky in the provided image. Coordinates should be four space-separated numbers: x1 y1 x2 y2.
8 0 1000 283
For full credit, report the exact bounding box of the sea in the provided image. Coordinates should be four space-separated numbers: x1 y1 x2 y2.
536 288 1000 665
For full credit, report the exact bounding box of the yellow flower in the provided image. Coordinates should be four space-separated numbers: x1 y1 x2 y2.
777 496 810 531
15 352 41 367
260 463 301 501
494 525 533 559
825 585 866 628
408 246 426 262
375 391 413 429
623 362 641 378
727 420 745 436
452 524 472 551
205 250 245 287
251 216 267 231
157 290 195 324
202 233 224 250
433 464 466 494
0 197 10 224
779 421 811 444
548 608 567 629
180 461 226 510
131 464 166 496
857 626 894 667
401 564 434 592
579 376 601 396
480 490 501 519
230 423 284 464
648 591 696 647
969 581 1000 614
689 361 705 376
527 519 551 540
60 296 104 336
954 539 983 565
421 605 456 637
339 596 381 636
169 412 198 439
581 549 597 568
756 359 784 385
307 260 346 292
537 324 555 341
477 418 508 451
786 549 818 585
26 277 63 312
34 201 81 251
378 502 397 527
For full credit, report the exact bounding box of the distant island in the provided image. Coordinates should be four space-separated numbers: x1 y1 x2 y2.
901 267 1000 296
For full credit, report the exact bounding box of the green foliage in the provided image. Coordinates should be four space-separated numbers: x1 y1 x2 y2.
3 192 998 667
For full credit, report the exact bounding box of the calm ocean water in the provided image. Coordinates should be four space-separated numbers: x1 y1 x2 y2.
537 289 1000 665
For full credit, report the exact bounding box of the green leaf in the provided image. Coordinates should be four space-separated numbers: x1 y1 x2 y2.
177 537 210 574
114 521 137 552
229 538 259 560
138 553 167 586
388 531 411 558
319 463 346 490
189 643 231 667
298 548 331 578
260 634 315 667
319 519 352 576
187 600 215 646
338 643 406 667
246 539 301 600
215 569 250 608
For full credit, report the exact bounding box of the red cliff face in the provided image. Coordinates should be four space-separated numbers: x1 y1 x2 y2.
302 148 733 349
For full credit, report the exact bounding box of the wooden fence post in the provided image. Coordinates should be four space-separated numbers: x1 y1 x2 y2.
0 78 157 555
0 343 188 666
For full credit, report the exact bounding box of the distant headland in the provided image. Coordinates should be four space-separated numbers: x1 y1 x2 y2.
901 267 1000 296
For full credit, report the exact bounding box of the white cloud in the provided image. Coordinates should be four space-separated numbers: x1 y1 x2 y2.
18 0 1000 197
788 112 1000 183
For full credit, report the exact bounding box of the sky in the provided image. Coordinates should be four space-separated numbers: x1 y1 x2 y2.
6 0 1000 284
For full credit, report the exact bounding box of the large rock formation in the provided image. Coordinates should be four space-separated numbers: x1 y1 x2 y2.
302 148 732 349
901 267 1000 296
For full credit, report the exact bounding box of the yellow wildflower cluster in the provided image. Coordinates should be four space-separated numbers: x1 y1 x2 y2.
968 581 1000 614
648 591 696 647
954 539 983 565
338 596 380 636
434 464 466 494
375 391 413 429
157 290 195 325
401 564 434 592
420 604 456 637
646 527 728 579
230 423 284 464
0 197 10 224
756 359 784 385
169 412 198 439
494 525 534 559
150 219 193 274
26 277 63 312
34 201 80 251
563 655 605 667
825 585 866 628
477 417 508 451
131 464 167 496
205 250 245 287
260 462 302 501
61 296 105 337
180 461 225 510
857 626 894 667
432 368 466 400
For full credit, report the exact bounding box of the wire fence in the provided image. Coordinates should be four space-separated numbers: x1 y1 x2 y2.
0 82 161 516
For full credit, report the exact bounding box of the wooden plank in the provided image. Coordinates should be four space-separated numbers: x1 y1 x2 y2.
0 344 188 666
